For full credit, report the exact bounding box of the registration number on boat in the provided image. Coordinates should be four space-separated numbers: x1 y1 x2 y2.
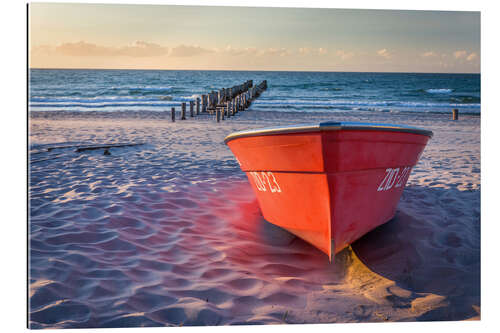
377 166 412 192
249 171 282 193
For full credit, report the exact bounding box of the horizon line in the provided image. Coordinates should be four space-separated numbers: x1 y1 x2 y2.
28 67 480 75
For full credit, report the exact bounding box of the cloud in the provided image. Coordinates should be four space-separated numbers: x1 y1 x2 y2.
376 48 392 59
223 45 258 56
452 50 478 62
466 52 478 61
297 47 327 56
259 47 291 57
56 41 115 57
51 41 215 58
298 47 311 55
421 51 437 58
55 41 169 57
224 46 323 57
122 41 168 57
216 45 295 57
35 41 299 60
336 50 354 60
169 45 212 57
317 48 327 56
453 50 467 59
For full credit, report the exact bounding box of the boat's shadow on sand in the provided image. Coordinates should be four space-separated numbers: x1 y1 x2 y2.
350 185 480 321
226 183 480 321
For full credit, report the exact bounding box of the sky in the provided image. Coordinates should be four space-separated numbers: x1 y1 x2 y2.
29 2 480 73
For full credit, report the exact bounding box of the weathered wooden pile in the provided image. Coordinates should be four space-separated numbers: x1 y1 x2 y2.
171 80 267 122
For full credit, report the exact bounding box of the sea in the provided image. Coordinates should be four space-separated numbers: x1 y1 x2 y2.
29 69 480 115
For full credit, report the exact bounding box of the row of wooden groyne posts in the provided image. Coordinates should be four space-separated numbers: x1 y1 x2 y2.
171 80 267 122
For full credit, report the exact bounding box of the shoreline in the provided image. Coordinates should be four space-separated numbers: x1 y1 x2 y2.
29 109 481 122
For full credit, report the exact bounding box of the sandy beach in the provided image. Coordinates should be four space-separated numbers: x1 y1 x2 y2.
28 109 480 328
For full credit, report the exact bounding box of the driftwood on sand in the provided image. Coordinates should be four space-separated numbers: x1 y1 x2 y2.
30 142 144 163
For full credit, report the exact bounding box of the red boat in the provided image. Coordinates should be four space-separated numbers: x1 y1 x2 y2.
225 121 432 260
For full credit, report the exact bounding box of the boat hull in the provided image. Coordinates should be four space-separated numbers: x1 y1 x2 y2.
226 123 431 259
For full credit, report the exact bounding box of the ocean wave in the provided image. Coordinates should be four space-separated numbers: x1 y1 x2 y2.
253 104 480 114
31 86 180 98
30 96 159 103
128 87 176 95
28 105 180 112
425 88 453 94
252 98 480 108
29 97 481 112
271 82 344 90
450 95 481 104
29 101 181 109
29 95 199 105
176 94 201 101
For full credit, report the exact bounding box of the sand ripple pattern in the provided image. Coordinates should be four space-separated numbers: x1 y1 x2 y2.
29 110 480 327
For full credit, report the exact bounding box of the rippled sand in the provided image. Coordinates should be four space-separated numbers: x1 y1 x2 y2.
29 109 480 328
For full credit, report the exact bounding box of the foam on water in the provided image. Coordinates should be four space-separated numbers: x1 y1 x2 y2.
425 88 453 94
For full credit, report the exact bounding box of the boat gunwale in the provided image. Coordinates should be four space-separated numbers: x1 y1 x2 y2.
224 121 433 144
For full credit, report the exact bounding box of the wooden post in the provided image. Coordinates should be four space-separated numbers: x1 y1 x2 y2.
181 102 186 120
175 80 267 122
452 108 459 120
207 94 212 114
201 95 205 113
208 92 214 114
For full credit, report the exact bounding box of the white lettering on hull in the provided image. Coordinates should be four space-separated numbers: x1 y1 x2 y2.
377 166 412 192
248 166 412 194
249 171 282 193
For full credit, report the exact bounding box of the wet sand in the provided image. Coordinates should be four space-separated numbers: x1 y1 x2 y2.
28 109 480 328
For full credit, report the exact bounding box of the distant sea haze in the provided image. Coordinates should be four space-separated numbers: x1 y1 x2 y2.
29 69 480 115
